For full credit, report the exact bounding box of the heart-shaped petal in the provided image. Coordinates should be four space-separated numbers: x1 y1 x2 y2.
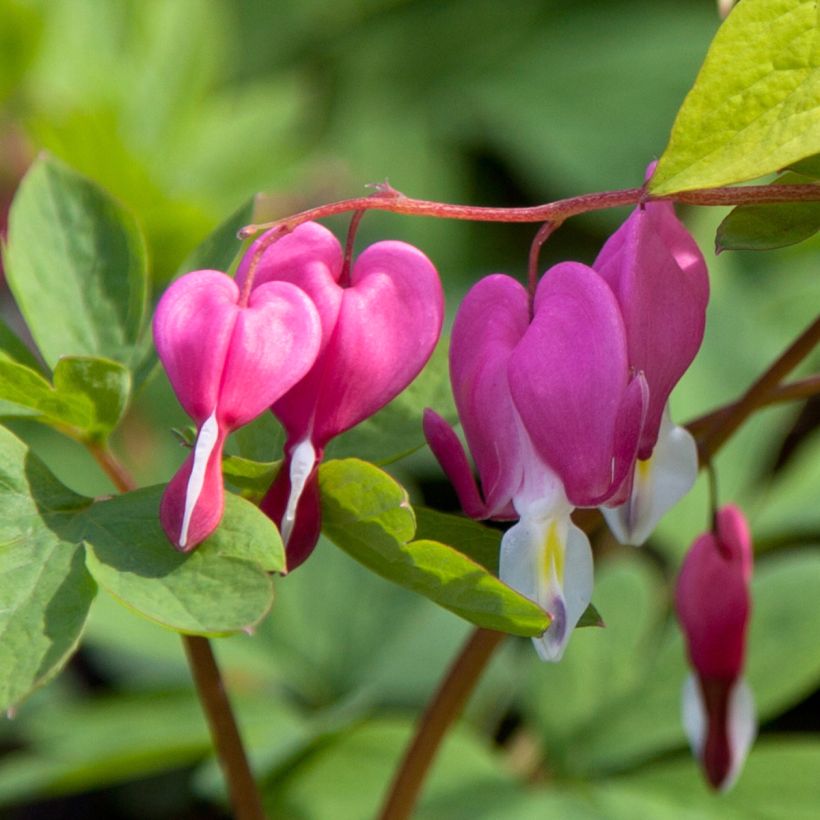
234 222 345 354
275 239 444 448
509 262 644 507
153 271 322 429
218 280 322 428
595 201 708 458
153 270 239 424
448 274 530 516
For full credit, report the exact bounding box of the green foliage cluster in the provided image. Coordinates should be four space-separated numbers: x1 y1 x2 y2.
0 0 817 817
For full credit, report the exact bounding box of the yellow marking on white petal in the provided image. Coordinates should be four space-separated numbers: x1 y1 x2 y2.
636 456 652 482
179 409 220 548
542 520 564 584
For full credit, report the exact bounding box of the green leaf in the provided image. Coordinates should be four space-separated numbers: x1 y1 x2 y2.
319 459 550 637
615 738 820 819
4 154 149 369
0 692 212 805
789 152 820 177
650 0 820 194
79 486 279 635
222 454 280 498
0 354 130 441
175 196 255 277
52 356 131 439
266 717 514 820
0 354 90 426
0 317 42 371
414 505 502 574
715 173 820 251
0 425 96 712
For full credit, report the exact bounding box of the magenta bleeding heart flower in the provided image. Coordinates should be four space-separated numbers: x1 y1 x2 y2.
154 269 321 551
676 505 755 791
597 173 709 546
425 265 648 660
235 222 444 571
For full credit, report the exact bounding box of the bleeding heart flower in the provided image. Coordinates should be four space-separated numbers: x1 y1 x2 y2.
596 174 709 545
235 222 444 570
676 505 755 791
425 266 647 659
154 269 321 551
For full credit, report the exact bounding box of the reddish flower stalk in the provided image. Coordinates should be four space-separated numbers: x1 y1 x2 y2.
239 183 820 239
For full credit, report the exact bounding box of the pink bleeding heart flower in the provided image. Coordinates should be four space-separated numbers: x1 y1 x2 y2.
235 222 444 571
425 266 647 660
154 269 321 551
597 168 709 545
676 505 755 791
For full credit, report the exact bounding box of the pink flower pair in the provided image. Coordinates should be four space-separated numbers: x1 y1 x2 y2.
154 222 443 569
425 191 708 660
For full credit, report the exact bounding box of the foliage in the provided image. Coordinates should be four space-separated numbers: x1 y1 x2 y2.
0 1 817 817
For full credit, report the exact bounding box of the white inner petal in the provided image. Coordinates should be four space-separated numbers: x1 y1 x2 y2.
179 409 219 548
681 672 706 760
281 438 317 545
500 497 592 663
603 406 698 546
723 677 756 792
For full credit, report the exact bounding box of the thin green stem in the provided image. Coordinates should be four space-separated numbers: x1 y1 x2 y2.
87 443 265 820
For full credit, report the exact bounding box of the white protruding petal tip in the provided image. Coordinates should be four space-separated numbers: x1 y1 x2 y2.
282 438 317 545
681 672 707 759
604 410 697 546
180 409 220 548
500 505 593 663
723 677 756 792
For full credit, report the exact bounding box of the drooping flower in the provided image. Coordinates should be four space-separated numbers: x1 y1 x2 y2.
154 269 321 551
234 222 444 571
676 505 755 791
425 265 647 660
596 190 709 545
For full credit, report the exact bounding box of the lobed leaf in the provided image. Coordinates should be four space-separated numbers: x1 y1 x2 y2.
0 354 131 441
0 425 95 712
79 486 280 635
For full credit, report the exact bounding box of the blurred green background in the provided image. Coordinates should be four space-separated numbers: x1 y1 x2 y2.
1 0 818 817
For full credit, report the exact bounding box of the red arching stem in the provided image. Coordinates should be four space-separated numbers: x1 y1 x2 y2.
237 225 291 307
340 209 365 287
527 221 561 307
239 183 819 239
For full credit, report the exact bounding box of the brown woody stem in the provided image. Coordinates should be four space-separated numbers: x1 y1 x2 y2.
87 444 265 820
698 315 820 461
377 629 506 820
